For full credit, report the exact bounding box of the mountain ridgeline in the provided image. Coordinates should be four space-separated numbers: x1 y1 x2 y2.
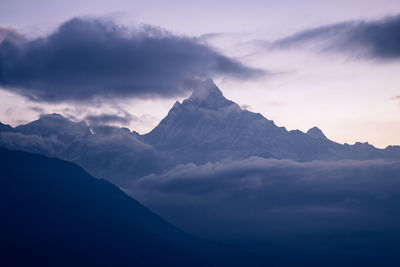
0 79 399 184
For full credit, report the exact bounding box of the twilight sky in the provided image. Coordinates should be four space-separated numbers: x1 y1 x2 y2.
0 0 400 148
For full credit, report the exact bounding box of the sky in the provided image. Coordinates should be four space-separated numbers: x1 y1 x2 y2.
0 0 400 148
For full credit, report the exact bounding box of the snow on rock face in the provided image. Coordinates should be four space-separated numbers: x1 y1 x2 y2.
189 79 224 101
185 79 239 111
0 113 162 184
15 113 91 138
1 78 400 184
144 79 399 164
144 79 319 163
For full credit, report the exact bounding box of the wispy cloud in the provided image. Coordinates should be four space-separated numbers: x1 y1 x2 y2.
265 14 400 61
84 112 134 126
392 95 400 106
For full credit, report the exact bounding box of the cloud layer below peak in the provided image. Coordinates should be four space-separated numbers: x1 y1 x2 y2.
130 156 400 265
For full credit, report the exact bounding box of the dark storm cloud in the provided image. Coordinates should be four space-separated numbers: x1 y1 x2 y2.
0 17 265 103
269 14 400 60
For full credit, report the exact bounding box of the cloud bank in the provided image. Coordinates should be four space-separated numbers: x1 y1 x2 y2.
131 157 400 265
269 14 400 60
134 157 400 205
0 17 264 103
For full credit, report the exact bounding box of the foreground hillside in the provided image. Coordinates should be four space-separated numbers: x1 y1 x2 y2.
0 147 271 267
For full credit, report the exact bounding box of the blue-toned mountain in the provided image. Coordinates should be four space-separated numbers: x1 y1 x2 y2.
143 79 397 163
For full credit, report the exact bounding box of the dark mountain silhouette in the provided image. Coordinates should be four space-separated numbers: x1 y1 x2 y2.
0 146 271 267
306 126 328 140
0 122 13 132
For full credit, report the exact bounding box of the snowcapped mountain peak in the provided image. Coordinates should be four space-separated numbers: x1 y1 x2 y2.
15 113 91 138
188 79 224 101
39 113 68 121
183 79 237 111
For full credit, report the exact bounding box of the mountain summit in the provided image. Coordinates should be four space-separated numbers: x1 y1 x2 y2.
307 127 328 140
189 79 225 101
144 80 337 163
143 79 396 163
184 79 237 111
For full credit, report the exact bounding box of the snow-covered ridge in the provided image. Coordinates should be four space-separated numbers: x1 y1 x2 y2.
0 79 399 183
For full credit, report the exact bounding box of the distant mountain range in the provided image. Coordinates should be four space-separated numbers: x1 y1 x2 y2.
0 79 399 185
0 146 271 266
0 114 162 184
